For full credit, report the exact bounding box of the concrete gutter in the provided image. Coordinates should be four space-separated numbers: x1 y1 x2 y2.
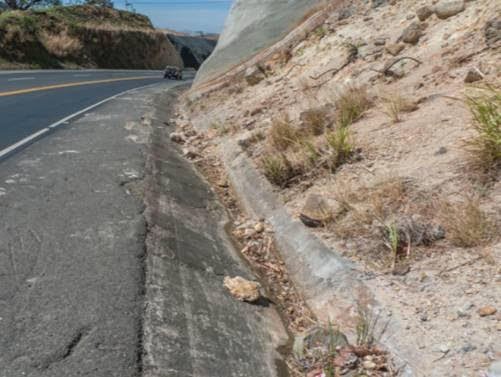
141 88 289 377
215 138 422 376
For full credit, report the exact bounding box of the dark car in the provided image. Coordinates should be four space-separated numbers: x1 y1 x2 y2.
163 66 183 80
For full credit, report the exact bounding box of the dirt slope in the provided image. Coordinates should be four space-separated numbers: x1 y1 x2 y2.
178 0 501 376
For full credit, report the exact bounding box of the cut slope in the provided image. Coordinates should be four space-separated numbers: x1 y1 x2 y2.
0 5 182 69
194 0 325 85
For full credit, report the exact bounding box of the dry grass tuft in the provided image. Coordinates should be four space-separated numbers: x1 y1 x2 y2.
261 154 296 187
269 116 300 151
380 93 419 123
39 30 82 58
335 85 372 128
301 107 331 136
465 84 500 180
325 127 354 171
333 176 410 239
439 197 495 247
210 122 239 136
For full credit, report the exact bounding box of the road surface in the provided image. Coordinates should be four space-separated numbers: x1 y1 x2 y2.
0 77 286 377
0 70 164 153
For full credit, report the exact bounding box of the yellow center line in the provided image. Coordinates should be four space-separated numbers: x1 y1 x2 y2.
0 76 159 97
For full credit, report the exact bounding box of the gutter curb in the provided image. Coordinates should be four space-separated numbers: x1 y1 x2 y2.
218 139 418 377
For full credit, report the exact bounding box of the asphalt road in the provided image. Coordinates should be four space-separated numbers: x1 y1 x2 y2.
0 81 286 377
0 70 164 152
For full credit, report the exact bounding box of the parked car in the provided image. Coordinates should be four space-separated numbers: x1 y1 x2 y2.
163 66 183 80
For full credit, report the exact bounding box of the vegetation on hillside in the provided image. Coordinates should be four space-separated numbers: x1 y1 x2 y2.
0 5 182 69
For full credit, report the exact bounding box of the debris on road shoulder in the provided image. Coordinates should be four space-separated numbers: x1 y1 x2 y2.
223 276 261 303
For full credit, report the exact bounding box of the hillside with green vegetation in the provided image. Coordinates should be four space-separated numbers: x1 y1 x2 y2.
0 5 183 69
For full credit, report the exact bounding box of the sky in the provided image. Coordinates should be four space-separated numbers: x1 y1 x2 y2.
113 0 233 33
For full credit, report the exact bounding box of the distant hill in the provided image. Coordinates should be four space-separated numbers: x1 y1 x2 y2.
0 5 182 69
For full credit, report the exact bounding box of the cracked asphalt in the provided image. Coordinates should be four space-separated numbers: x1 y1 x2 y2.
0 82 286 377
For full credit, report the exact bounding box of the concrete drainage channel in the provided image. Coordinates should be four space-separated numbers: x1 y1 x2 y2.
141 88 289 377
162 88 406 376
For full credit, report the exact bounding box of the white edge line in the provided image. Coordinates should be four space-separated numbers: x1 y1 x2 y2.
0 82 161 160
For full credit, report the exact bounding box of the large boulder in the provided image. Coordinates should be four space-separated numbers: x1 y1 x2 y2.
194 0 324 85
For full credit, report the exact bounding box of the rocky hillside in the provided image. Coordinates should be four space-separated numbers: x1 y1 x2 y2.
166 34 217 69
176 0 500 376
0 5 182 69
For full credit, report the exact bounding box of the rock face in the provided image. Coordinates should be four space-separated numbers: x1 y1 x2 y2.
224 276 261 302
166 34 217 69
194 0 324 85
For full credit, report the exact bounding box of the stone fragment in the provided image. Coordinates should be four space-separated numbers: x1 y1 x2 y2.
182 147 199 159
386 42 405 56
464 68 484 83
254 222 265 233
433 0 465 20
169 132 185 144
485 18 501 48
300 194 332 228
362 360 377 370
223 276 261 302
245 65 265 86
416 5 433 21
478 306 497 317
401 22 424 45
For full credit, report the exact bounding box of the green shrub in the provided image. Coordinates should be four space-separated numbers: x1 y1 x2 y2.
466 85 500 178
269 116 299 151
335 86 372 128
325 127 354 170
262 154 295 187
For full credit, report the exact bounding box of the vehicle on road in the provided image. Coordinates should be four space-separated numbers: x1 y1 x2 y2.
163 66 183 80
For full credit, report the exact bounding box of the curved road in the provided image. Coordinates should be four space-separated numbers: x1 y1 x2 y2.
0 70 164 154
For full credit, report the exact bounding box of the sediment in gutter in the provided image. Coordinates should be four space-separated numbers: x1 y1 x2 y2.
174 102 400 376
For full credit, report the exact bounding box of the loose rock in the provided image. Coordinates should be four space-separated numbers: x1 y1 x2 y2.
182 147 199 159
386 42 405 56
223 276 261 302
254 222 265 233
416 6 433 22
300 194 332 228
433 0 465 20
478 305 497 317
464 68 484 83
245 65 266 86
485 18 501 48
169 132 186 144
401 22 425 45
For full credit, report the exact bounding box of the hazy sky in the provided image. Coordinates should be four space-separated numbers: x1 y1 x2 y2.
114 0 233 33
